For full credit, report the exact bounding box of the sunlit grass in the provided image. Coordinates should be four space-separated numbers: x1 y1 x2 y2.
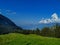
0 33 60 45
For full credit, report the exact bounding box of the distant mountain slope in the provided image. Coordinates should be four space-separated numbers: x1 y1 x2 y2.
0 14 17 26
0 14 22 34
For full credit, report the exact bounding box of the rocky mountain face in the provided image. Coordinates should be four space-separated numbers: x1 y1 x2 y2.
0 14 22 34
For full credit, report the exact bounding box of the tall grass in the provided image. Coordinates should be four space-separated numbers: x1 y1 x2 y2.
0 33 60 45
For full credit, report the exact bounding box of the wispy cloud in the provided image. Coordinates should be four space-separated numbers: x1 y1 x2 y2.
0 9 17 15
6 10 11 12
39 13 60 24
12 12 16 14
6 10 16 15
6 11 16 15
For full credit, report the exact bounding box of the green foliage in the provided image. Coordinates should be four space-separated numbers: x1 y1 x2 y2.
53 24 60 38
35 28 41 35
0 33 60 45
41 27 52 37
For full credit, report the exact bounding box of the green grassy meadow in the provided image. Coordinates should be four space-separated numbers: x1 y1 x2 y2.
0 33 60 45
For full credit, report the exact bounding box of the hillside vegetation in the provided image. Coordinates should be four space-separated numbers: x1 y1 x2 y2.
0 33 60 45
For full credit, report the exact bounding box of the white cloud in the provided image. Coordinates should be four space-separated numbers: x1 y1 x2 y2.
5 10 17 15
51 13 58 19
39 13 60 24
39 19 52 24
0 9 17 15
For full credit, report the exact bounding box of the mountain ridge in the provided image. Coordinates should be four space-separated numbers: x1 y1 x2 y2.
0 14 22 34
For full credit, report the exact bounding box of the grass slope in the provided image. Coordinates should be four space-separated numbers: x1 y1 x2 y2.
0 33 60 45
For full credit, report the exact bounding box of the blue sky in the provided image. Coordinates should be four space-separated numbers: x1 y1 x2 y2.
0 0 60 29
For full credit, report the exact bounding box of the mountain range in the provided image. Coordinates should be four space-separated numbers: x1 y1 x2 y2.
0 14 22 34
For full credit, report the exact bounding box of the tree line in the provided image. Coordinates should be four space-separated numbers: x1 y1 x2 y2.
0 24 60 38
13 24 60 38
